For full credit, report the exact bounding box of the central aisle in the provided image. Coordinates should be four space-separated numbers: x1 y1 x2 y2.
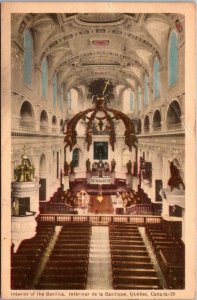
87 226 113 289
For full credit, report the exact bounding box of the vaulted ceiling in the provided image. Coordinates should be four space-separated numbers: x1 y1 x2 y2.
12 13 184 91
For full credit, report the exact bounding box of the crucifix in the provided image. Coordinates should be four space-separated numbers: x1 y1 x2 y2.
102 80 110 96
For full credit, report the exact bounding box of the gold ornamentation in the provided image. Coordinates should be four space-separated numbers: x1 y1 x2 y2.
14 147 35 182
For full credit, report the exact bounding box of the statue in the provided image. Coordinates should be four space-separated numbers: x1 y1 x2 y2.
64 161 70 176
127 160 132 174
14 150 35 182
111 159 116 172
109 129 116 151
86 159 91 172
168 161 185 192
98 160 104 177
86 129 92 151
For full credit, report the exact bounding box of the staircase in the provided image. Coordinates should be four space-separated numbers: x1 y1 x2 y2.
109 223 162 289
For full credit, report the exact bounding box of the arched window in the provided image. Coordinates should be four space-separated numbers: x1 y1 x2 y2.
167 100 181 126
20 101 35 127
23 30 33 86
72 148 79 167
52 115 57 126
144 74 149 106
130 91 134 112
41 57 48 97
60 85 64 112
153 57 160 98
67 90 72 110
137 86 141 112
169 31 178 86
144 115 150 131
40 110 48 131
52 74 57 107
153 110 161 129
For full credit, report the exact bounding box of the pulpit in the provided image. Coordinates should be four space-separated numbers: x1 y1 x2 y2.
12 152 38 252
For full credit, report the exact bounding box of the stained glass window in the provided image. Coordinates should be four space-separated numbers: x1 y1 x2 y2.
137 86 141 112
153 57 160 98
130 91 134 111
169 31 178 86
41 57 48 97
23 30 33 85
52 74 57 107
60 85 64 112
67 90 72 110
144 74 149 106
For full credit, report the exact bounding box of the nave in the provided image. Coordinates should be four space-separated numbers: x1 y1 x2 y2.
11 220 185 290
9 11 188 293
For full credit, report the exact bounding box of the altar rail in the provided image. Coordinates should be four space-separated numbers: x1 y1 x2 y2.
36 214 162 225
126 204 153 215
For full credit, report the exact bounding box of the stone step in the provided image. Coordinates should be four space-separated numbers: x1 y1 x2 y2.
114 283 161 290
113 275 160 285
113 268 157 277
112 255 151 262
112 261 153 269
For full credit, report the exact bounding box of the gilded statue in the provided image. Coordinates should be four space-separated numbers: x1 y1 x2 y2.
14 152 35 182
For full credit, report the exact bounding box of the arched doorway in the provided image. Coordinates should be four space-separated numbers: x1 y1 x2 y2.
154 155 163 202
39 154 47 201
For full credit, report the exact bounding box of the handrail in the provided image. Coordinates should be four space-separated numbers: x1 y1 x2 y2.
12 211 36 217
126 203 152 215
36 213 162 225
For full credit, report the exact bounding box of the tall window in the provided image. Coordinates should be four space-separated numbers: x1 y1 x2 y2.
169 31 178 86
60 85 64 112
52 74 57 107
130 91 134 111
72 148 79 167
144 74 149 106
56 152 59 178
41 57 48 97
67 90 72 110
23 30 33 85
153 57 160 98
137 86 141 112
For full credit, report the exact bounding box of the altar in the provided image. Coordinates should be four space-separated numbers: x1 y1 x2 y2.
89 176 112 185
